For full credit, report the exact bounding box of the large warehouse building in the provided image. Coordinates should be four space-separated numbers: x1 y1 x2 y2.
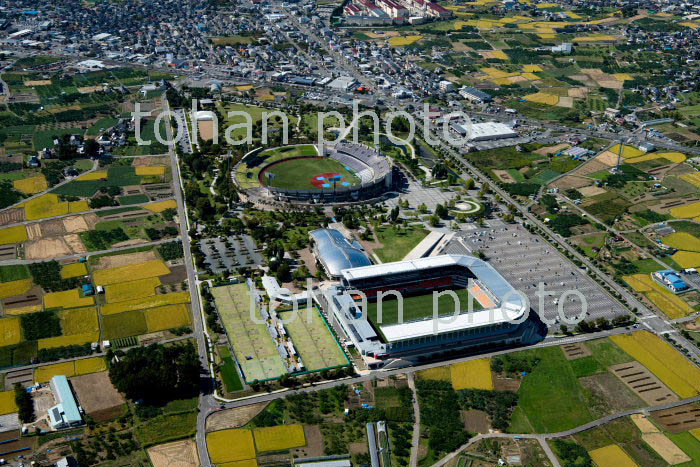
451 121 517 141
324 255 545 368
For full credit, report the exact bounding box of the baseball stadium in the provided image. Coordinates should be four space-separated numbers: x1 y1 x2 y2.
234 142 395 203
324 255 546 368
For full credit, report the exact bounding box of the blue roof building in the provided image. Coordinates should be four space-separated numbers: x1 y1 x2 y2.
653 270 690 293
48 375 83 429
82 284 94 296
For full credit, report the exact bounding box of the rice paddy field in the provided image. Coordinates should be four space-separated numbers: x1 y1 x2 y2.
277 307 348 372
44 289 95 309
34 356 106 382
60 262 88 279
0 390 18 416
588 444 638 467
610 331 700 398
623 274 693 319
99 291 191 315
0 226 28 245
13 174 48 195
0 279 32 299
92 259 171 286
211 283 286 382
206 429 256 464
252 425 306 452
450 358 494 391
104 277 160 303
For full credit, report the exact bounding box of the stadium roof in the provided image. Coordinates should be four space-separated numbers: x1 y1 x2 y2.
310 229 372 278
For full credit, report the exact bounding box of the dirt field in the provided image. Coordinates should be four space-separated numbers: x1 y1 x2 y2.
26 223 42 241
4 369 33 388
493 169 517 183
0 209 24 226
25 237 74 259
579 373 645 414
552 175 592 190
148 439 198 467
631 414 659 434
205 401 269 432
609 361 678 405
561 342 591 360
95 250 157 270
579 186 608 197
557 96 574 108
594 151 620 166
63 214 96 233
462 409 490 433
132 156 169 167
642 432 691 464
297 425 324 458
41 218 66 236
493 375 521 392
25 80 52 86
0 245 15 261
534 143 569 155
652 403 700 433
568 87 589 98
2 285 42 309
0 429 36 461
198 121 215 141
71 371 126 421
78 86 102 93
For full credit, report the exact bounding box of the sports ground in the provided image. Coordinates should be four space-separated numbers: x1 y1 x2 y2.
260 156 361 190
211 283 286 382
364 288 484 326
277 307 349 371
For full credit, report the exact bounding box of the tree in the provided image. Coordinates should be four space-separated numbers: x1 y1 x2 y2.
15 383 34 423
108 342 200 405
435 204 449 219
429 215 440 227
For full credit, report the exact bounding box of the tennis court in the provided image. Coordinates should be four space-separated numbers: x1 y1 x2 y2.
278 307 349 371
211 283 286 382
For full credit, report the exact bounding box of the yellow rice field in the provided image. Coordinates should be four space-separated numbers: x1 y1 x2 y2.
13 175 48 195
253 425 306 452
20 194 70 221
610 144 644 158
61 262 88 279
68 200 90 213
44 289 95 309
144 304 191 332
5 304 42 315
613 73 634 81
671 201 700 219
0 279 32 299
389 35 423 46
627 152 687 164
573 34 617 42
38 332 100 350
207 429 256 464
219 460 258 467
662 232 700 252
623 274 692 319
523 65 543 72
100 291 191 315
144 200 177 213
77 171 107 180
611 331 700 398
680 172 700 187
105 277 160 303
93 259 170 286
61 307 100 335
589 445 638 467
416 366 451 381
523 92 559 105
0 225 28 245
491 50 508 60
135 166 166 176
690 428 700 441
0 391 18 416
672 251 700 268
450 359 494 390
34 357 106 382
0 318 21 347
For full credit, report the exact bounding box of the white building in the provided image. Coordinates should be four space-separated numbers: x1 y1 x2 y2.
452 122 517 141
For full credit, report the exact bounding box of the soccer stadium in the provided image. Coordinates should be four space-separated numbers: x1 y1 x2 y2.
234 142 396 204
324 255 546 368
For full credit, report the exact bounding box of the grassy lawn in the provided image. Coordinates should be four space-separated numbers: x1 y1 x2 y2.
218 346 243 392
86 117 118 136
365 288 482 326
262 157 360 190
511 346 595 433
52 166 141 197
374 226 429 263
118 194 150 205
585 338 635 367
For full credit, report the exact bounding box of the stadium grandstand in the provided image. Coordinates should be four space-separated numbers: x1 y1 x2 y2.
323 255 546 368
310 228 373 279
234 142 397 204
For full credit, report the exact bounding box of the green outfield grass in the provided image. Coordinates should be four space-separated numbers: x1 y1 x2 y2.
364 288 483 327
260 156 361 190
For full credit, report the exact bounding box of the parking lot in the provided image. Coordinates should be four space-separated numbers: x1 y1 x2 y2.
198 234 263 275
441 222 627 330
384 177 459 212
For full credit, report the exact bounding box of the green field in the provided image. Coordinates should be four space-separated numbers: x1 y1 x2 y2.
52 166 141 197
365 288 483 327
118 194 150 205
218 345 244 392
0 265 30 283
277 307 349 371
261 156 360 190
102 310 148 339
211 283 286 382
374 226 429 263
135 411 197 447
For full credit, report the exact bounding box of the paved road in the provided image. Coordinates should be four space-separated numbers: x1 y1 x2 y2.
162 94 214 467
434 394 700 467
